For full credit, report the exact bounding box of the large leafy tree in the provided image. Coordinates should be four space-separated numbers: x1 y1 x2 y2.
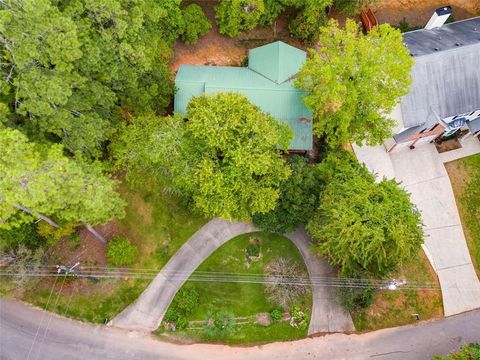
0 127 125 231
253 155 321 233
0 0 208 157
307 153 423 276
112 93 293 220
296 19 414 147
216 0 331 42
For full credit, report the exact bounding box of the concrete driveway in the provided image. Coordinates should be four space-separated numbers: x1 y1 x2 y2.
111 219 354 335
354 142 480 316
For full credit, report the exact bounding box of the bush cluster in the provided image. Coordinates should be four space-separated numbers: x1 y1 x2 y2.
164 286 200 330
106 236 138 266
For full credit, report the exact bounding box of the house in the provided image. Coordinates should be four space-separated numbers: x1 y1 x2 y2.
174 41 313 151
386 15 480 152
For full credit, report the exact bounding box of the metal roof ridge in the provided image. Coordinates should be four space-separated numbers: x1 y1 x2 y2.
410 40 480 58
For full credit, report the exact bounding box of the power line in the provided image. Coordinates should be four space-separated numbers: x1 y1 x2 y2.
0 266 442 291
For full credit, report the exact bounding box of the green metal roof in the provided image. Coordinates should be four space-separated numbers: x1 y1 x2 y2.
248 41 307 84
174 42 312 151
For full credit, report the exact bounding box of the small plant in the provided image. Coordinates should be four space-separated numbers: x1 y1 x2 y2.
37 221 76 246
290 306 309 330
106 236 138 266
171 286 199 315
246 236 261 259
180 4 211 45
203 310 236 338
394 17 422 33
164 308 179 323
336 277 376 312
270 308 283 321
264 257 308 309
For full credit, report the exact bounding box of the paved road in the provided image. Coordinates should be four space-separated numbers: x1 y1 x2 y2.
111 219 354 334
2 298 480 360
354 142 480 316
285 227 354 334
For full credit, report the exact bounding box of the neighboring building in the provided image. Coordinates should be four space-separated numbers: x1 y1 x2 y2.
386 16 480 152
174 41 313 151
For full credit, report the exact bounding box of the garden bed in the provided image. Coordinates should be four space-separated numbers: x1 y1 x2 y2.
157 232 312 345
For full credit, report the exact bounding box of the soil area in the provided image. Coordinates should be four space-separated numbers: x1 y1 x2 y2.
375 0 477 26
435 138 462 153
171 1 478 72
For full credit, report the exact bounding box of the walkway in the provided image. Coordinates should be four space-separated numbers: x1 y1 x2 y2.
111 219 354 334
3 298 480 360
439 135 480 163
285 227 354 334
354 142 480 316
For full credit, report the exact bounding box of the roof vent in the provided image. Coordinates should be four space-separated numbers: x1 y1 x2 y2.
434 47 440 51
425 6 452 30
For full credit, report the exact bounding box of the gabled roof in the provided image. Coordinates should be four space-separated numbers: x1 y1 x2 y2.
248 41 306 84
400 17 480 129
173 42 312 151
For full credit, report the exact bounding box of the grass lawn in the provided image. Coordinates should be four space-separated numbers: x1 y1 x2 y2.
445 153 480 277
158 232 312 344
352 250 443 332
11 180 207 324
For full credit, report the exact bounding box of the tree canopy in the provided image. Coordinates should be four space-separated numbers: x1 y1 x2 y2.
296 19 413 147
112 93 293 220
0 126 125 230
0 0 209 157
215 0 331 42
253 156 321 233
307 153 423 276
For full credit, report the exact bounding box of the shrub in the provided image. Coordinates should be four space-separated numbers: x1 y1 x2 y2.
270 308 283 321
433 343 480 360
246 236 261 258
253 156 321 233
164 308 179 323
106 236 138 266
180 4 211 45
264 257 309 309
337 282 376 312
290 306 309 330
203 310 236 338
0 222 45 251
171 286 199 316
37 221 76 246
215 0 264 37
6 244 44 289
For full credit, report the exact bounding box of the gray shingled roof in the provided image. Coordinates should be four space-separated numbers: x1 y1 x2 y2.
401 17 480 129
468 117 480 134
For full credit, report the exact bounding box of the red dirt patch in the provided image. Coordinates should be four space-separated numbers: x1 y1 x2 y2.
375 0 476 27
171 1 305 72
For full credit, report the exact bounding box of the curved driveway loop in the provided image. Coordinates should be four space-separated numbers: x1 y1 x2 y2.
286 227 354 334
111 219 354 334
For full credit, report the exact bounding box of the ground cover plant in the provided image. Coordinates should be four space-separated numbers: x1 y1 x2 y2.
159 232 312 344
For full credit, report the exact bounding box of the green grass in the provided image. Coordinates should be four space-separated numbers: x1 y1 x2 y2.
12 180 207 324
445 153 480 277
159 232 312 344
22 279 147 324
351 251 443 332
118 181 207 269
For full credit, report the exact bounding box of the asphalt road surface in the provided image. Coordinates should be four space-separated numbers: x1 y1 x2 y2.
1 298 479 360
